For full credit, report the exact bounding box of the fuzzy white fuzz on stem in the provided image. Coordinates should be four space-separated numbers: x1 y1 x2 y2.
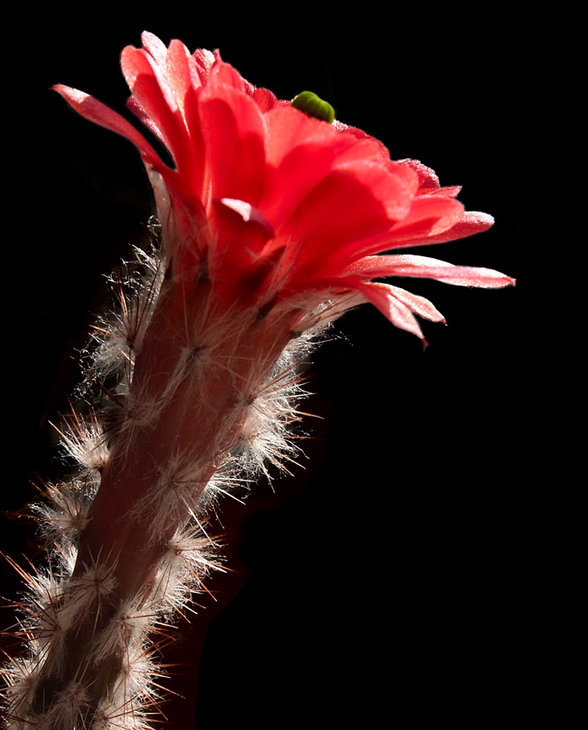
1 239 338 728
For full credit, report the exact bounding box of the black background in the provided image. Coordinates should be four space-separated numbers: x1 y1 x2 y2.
2 6 544 728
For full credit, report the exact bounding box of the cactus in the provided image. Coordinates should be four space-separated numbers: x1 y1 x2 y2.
1 32 513 728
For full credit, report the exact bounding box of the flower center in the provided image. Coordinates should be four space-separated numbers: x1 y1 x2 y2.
290 90 335 124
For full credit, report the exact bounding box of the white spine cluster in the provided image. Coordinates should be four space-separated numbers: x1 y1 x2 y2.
1 238 332 728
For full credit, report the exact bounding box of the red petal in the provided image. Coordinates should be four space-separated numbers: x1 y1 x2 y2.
262 141 349 229
164 40 208 196
209 59 254 94
279 160 420 289
192 48 215 80
140 31 168 66
333 121 391 162
327 195 468 266
252 87 279 112
198 83 266 206
430 185 462 198
265 105 338 167
121 46 181 156
352 210 494 255
405 210 495 247
302 162 412 244
214 198 274 240
387 210 495 251
263 106 392 228
212 199 274 268
53 84 163 169
356 281 428 342
397 158 440 192
121 44 176 113
341 253 515 288
384 284 445 322
392 195 465 237
166 39 197 115
209 199 279 305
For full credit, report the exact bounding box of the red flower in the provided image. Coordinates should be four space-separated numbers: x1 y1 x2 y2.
54 31 514 343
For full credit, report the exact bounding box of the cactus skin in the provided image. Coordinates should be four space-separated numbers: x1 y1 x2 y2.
1 239 336 728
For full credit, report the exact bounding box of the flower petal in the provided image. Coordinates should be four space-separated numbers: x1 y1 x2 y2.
164 39 208 196
397 158 440 192
391 194 465 238
355 281 428 343
121 44 182 154
140 30 168 67
383 283 446 323
209 57 255 95
341 253 515 288
198 81 266 206
211 199 274 273
265 105 337 167
208 199 281 305
327 197 488 269
252 87 279 111
263 106 389 229
192 48 215 80
386 210 496 250
165 39 199 115
297 162 412 248
52 84 163 169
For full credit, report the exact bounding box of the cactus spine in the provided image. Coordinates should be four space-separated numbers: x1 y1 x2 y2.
1 236 334 727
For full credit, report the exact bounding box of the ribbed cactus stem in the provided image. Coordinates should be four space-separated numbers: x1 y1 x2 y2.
5 250 314 728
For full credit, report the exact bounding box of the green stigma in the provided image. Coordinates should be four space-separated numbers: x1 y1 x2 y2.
291 90 335 124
